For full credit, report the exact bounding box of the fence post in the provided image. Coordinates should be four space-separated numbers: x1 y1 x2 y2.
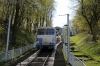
34 42 36 48
65 45 67 58
26 46 28 51
27 45 29 51
20 46 22 55
32 44 33 48
12 47 14 60
25 46 27 51
28 45 29 50
67 47 69 62
72 53 74 66
30 44 31 49
34 33 37 48
82 56 84 66
32 44 34 48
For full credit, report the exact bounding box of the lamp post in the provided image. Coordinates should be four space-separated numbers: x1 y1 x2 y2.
59 14 70 63
67 14 70 63
5 0 13 61
5 15 11 62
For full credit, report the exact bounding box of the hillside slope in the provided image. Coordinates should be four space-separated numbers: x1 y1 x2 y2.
70 33 100 66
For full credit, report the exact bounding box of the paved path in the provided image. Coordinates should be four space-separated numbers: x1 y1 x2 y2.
54 43 67 66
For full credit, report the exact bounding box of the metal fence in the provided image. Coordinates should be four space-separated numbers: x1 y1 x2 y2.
0 43 35 62
63 44 86 66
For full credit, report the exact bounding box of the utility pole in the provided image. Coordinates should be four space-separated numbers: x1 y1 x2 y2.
67 14 70 63
59 14 70 63
5 15 11 61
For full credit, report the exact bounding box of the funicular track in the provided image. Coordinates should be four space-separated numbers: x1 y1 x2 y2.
16 49 53 66
26 49 53 66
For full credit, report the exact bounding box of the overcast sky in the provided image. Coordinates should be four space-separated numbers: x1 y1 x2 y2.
53 0 76 27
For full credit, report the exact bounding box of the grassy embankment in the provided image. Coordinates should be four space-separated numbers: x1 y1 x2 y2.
0 30 36 66
70 33 100 66
62 50 72 66
0 30 35 51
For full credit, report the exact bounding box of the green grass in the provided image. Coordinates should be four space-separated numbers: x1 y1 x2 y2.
62 49 71 66
0 29 35 65
70 32 100 66
0 30 35 51
85 60 100 66
62 49 68 62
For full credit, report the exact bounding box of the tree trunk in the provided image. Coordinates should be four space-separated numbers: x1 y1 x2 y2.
42 16 45 27
89 23 96 42
12 2 20 45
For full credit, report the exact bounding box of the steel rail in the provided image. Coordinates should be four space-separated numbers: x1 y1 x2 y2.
25 49 41 66
42 54 49 66
16 49 40 66
25 50 51 66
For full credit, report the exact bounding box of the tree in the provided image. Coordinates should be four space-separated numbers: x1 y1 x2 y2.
75 0 100 41
0 0 55 46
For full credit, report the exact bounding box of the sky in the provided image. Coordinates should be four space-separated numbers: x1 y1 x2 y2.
53 0 75 28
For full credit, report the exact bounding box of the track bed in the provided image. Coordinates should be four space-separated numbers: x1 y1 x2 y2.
54 43 67 66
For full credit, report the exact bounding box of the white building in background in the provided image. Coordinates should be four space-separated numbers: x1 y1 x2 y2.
55 26 77 36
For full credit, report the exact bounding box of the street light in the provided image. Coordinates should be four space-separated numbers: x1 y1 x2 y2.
5 15 11 62
67 14 70 64
59 14 70 63
5 0 13 61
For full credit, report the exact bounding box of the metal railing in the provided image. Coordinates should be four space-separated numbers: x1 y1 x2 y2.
0 43 35 62
63 44 86 66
